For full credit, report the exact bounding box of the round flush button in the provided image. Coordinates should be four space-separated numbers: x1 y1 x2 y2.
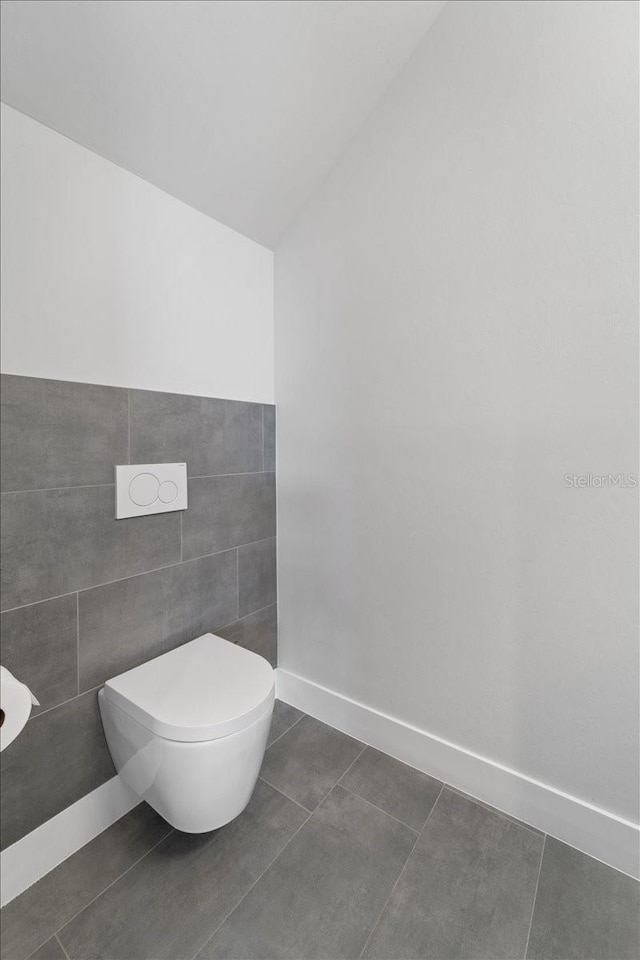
129 472 160 507
158 480 179 504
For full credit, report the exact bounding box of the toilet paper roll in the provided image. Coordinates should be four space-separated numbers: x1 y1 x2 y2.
0 666 39 752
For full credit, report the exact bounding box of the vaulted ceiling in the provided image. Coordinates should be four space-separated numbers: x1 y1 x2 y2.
0 0 446 247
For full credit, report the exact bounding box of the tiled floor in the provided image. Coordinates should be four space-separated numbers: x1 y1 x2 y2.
2 703 638 960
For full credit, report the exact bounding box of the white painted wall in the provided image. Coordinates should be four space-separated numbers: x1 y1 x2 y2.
1 104 274 403
1 0 447 248
276 0 639 825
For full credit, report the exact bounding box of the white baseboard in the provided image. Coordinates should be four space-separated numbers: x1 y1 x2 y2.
276 668 640 880
2 673 636 907
0 775 139 907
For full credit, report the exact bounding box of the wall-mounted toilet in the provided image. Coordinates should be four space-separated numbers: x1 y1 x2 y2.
98 633 274 832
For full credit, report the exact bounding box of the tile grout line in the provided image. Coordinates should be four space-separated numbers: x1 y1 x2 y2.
189 471 276 480
444 784 544 839
1 539 276 615
522 833 547 960
1 590 86 615
54 933 72 960
0 472 276 496
217 601 277 635
279 740 369 818
30 827 174 960
236 548 240 620
260 738 367 821
191 706 413 960
185 534 276 567
21 607 279 722
28 684 104 720
261 405 265 472
264 711 305 750
188 808 315 960
278 741 368 821
1 558 190 614
337 784 420 836
1 484 116 495
358 782 445 959
534 832 638 882
75 593 80 697
257 775 313 814
180 511 183 563
335 743 368 789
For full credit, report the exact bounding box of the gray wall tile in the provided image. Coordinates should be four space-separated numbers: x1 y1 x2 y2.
1 375 128 492
182 473 276 560
177 553 239 653
79 552 238 690
0 691 116 850
217 603 277 667
1 486 181 609
526 837 640 960
0 376 277 850
129 389 262 477
238 537 277 617
0 595 78 713
1 805 169 960
263 405 275 472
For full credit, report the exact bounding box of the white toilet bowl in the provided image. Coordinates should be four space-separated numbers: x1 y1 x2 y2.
98 633 275 832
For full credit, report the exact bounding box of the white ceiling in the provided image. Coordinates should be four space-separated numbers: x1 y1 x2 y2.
0 0 446 248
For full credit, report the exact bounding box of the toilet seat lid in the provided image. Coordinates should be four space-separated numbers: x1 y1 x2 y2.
103 634 275 742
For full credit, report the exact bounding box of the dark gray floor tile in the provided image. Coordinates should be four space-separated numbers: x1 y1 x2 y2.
526 837 640 960
263 405 276 472
1 487 181 610
447 784 544 836
1 375 128 492
199 784 415 960
0 805 169 960
238 538 277 617
26 937 67 960
57 780 306 960
182 474 276 561
363 787 544 960
267 700 304 747
0 595 77 713
0 691 116 849
78 552 237 690
129 390 263 478
217 603 278 668
260 715 363 811
341 746 442 831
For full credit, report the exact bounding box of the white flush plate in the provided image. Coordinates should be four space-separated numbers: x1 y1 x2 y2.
115 463 188 519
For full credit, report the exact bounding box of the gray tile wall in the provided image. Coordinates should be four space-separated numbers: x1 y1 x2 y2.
0 374 277 850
